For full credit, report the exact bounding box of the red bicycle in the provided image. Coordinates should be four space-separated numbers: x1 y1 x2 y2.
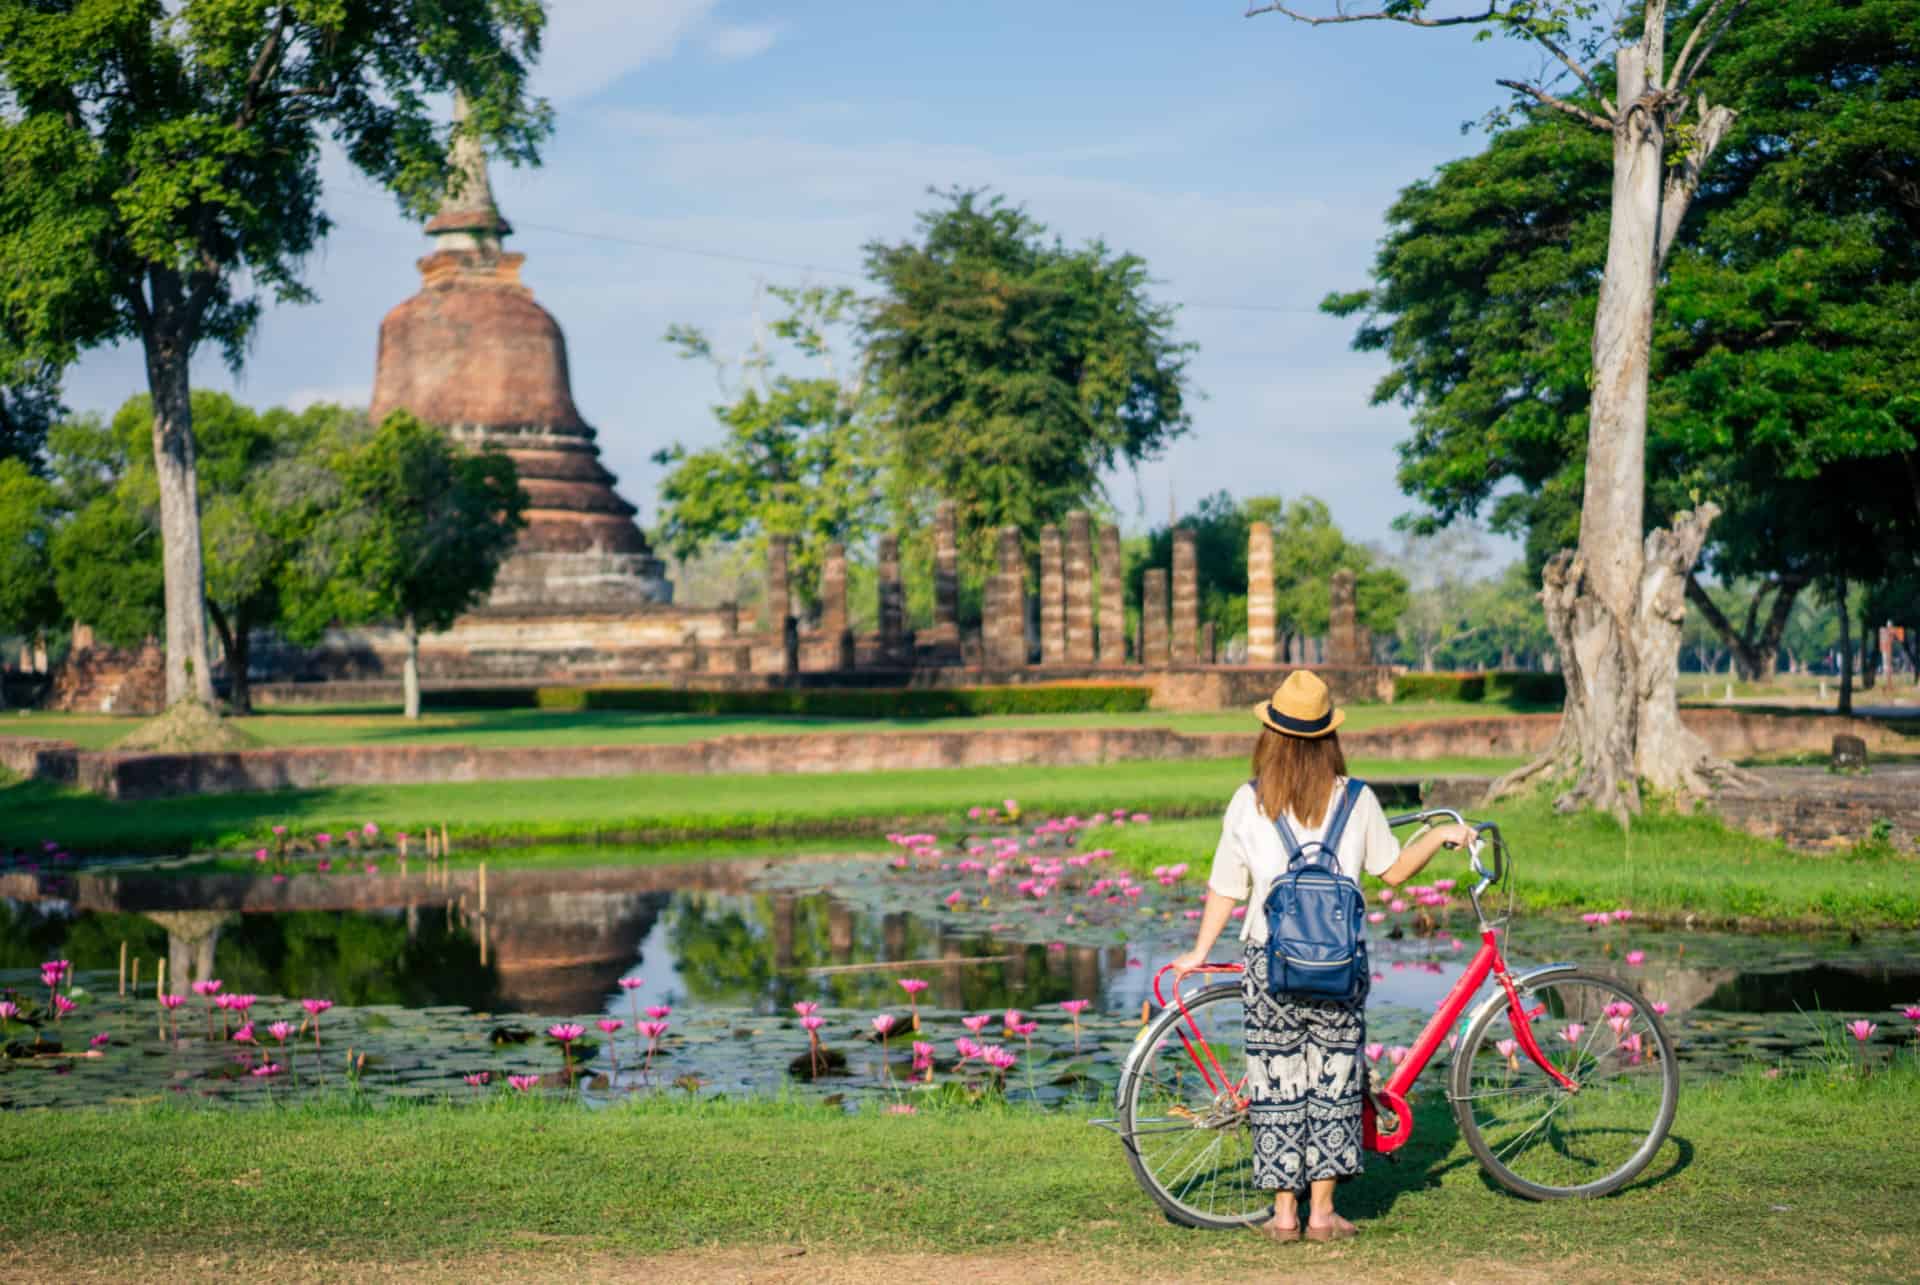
1096 809 1678 1228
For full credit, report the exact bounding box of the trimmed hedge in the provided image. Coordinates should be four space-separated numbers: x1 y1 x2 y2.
421 684 1155 718
1393 670 1565 705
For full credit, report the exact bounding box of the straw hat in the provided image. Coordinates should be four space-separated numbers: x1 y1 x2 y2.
1254 670 1345 739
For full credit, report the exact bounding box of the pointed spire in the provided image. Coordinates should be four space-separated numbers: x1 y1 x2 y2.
425 93 512 251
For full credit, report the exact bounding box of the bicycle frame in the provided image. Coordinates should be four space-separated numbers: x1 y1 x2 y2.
1145 813 1579 1157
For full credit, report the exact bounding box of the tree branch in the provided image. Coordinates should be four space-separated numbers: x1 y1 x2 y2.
1656 99 1735 269
1669 0 1750 95
1496 78 1612 131
234 6 293 130
1530 30 1615 117
1245 1 1500 27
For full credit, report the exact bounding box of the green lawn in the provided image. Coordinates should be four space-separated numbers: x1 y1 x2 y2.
0 698 1550 751
0 1068 1913 1281
0 754 1522 855
1103 791 1920 930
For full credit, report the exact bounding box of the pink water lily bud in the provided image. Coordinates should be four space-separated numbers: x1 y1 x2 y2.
1651 1001 1670 1016
872 1014 898 1036
52 995 76 1017
646 1005 672 1020
192 980 223 997
1496 1039 1518 1060
158 994 186 1010
1386 1045 1409 1067
1558 1023 1587 1044
1059 999 1090 1016
597 1019 623 1035
464 1071 491 1087
792 1001 819 1017
898 978 929 996
508 1074 539 1092
301 998 333 1016
799 1015 825 1032
618 977 644 991
1364 1042 1385 1062
638 1020 670 1040
1625 950 1646 966
961 1015 991 1034
1845 1020 1877 1042
547 1023 585 1043
268 1021 296 1043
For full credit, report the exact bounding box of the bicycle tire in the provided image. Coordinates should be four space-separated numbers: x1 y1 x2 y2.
1449 969 1678 1200
1115 981 1268 1231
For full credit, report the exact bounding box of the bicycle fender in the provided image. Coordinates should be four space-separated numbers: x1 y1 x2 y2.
1463 962 1579 1035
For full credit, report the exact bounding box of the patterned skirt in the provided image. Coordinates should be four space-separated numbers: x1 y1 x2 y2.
1240 938 1366 1189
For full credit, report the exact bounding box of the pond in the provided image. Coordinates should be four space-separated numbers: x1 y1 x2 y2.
2 821 1916 1111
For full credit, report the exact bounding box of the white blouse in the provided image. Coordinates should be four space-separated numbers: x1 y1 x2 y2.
1206 779 1402 944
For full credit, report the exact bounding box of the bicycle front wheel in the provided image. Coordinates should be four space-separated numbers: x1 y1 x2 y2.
1115 981 1268 1230
1450 970 1678 1199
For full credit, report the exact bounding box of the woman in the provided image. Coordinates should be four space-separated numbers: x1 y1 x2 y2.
1169 670 1470 1243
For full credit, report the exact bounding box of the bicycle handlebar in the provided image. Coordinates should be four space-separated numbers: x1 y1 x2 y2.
1386 808 1506 894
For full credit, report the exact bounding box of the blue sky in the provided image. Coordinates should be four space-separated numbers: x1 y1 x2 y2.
61 0 1537 556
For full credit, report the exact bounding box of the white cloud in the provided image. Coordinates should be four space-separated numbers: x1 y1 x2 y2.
536 0 718 103
704 22 781 62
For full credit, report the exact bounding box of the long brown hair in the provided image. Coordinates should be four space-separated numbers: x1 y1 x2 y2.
1252 727 1348 827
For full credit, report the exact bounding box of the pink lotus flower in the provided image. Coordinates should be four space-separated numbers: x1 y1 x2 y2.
646 1005 672 1020
1389 898 1410 914
1558 1023 1587 1044
799 1015 824 1032
1604 1001 1634 1019
1002 1009 1023 1031
192 980 222 997
898 978 928 997
954 1037 981 1061
158 994 186 1010
1449 938 1465 951
89 1031 111 1048
1608 1016 1631 1037
1625 950 1646 966
229 994 256 1015
637 1020 670 1039
793 1001 819 1017
982 1044 1018 1072
1059 999 1090 1016
872 1014 898 1037
268 1020 296 1044
1902 1005 1920 1022
253 848 268 863
252 1063 282 1078
1652 1001 1670 1016
885 1102 918 1115
272 824 287 836
597 1018 623 1035
464 1071 490 1087
962 1015 991 1035
233 1022 256 1044
362 822 379 838
911 1040 934 1071
637 1020 670 1074
315 832 331 847
52 995 76 1018
508 1074 539 1092
1433 878 1455 892
1846 1020 1877 1042
1386 1045 1409 1067
1495 1039 1518 1061
301 998 333 1016
1367 911 1385 924
1011 1020 1039 1037
548 1023 585 1043
1364 1042 1385 1062
618 977 644 991
0 1001 18 1021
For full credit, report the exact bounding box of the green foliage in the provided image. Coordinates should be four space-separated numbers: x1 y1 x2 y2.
653 287 883 606
0 354 62 469
0 457 58 636
50 496 165 648
864 188 1194 570
295 411 524 637
521 684 1152 718
1329 0 1920 587
1392 671 1565 705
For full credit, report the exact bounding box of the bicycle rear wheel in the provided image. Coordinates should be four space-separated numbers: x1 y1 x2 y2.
1449 970 1678 1199
1115 982 1268 1230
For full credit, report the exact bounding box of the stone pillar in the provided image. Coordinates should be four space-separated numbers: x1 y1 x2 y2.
1328 568 1363 665
1246 521 1277 665
987 525 1028 668
1065 512 1096 665
764 535 791 635
1171 527 1198 662
1200 620 1216 664
877 532 906 664
933 501 960 634
820 542 854 670
1142 568 1170 665
1039 524 1067 663
1097 523 1127 665
781 614 799 677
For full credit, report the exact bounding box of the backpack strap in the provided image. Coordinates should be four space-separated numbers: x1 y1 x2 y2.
1321 777 1367 854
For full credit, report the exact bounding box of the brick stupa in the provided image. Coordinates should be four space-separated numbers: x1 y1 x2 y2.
368 99 671 610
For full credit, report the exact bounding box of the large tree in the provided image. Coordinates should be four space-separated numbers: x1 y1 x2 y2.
863 188 1195 572
1257 0 1855 815
0 0 550 713
298 412 524 720
653 286 885 611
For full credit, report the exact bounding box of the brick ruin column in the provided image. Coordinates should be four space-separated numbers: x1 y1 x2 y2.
1200 620 1216 664
1039 524 1067 663
1097 522 1127 665
877 531 907 664
820 541 854 670
1246 521 1278 664
1171 527 1199 663
1142 568 1170 665
764 535 791 635
988 525 1029 668
1064 512 1096 665
1328 568 1362 664
933 501 960 634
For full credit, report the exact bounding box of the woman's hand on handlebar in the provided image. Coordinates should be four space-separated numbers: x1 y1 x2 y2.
1169 948 1209 978
1432 822 1476 851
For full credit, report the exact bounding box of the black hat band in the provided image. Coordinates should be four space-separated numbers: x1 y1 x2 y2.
1265 703 1333 735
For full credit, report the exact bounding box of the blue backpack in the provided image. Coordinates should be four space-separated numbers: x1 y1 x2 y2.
1261 777 1371 1004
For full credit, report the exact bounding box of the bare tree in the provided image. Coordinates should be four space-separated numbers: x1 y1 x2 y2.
1250 0 1752 818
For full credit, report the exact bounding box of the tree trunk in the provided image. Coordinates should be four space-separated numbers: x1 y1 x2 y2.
403 611 422 720
1488 46 1743 820
143 311 216 709
1685 574 1804 683
205 602 252 716
1835 578 1853 715
1859 606 1877 691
